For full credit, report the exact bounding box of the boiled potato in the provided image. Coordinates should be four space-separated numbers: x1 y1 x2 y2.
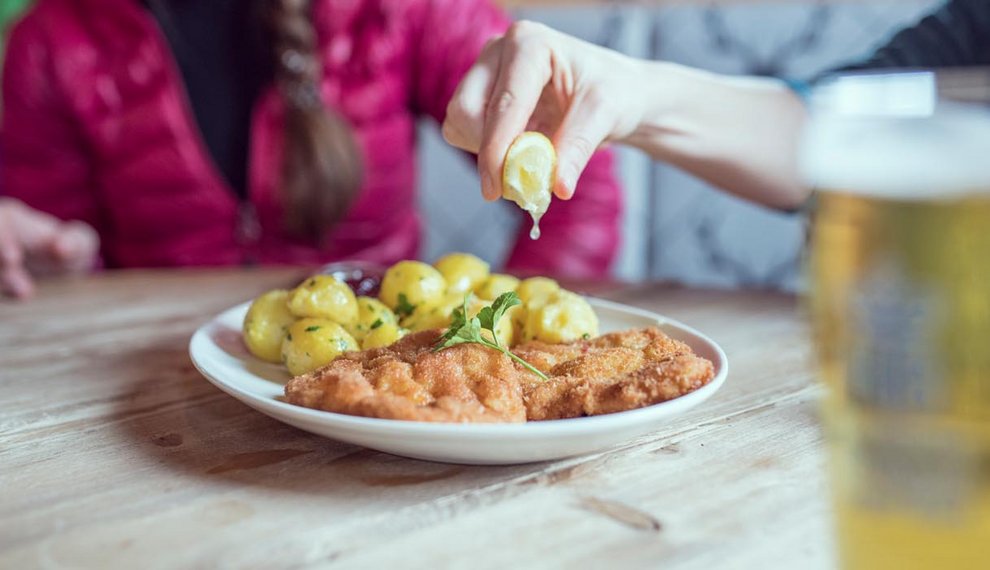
346 296 396 341
500 305 523 346
242 289 296 363
434 253 490 295
361 321 404 350
379 261 447 318
511 302 531 343
513 278 560 338
281 318 359 376
474 273 520 301
515 277 560 305
400 292 465 332
287 275 358 325
522 290 599 344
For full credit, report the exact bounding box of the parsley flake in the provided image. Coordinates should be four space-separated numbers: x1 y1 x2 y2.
395 293 417 319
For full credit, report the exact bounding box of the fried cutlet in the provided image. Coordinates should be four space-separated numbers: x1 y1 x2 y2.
283 327 715 423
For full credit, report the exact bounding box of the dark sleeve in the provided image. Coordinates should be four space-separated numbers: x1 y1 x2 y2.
842 0 990 70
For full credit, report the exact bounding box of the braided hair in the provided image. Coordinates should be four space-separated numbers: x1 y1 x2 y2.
267 0 363 240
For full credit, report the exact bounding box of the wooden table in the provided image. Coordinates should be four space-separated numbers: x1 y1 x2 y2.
0 269 832 569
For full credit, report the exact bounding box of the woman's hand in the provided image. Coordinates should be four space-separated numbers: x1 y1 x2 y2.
0 198 99 299
443 22 810 210
442 21 648 202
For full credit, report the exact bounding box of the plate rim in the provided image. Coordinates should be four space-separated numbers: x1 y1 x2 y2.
189 297 729 437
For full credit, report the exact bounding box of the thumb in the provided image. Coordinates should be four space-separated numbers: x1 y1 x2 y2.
552 92 612 200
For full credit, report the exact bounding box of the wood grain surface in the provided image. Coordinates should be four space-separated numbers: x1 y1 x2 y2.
0 269 834 569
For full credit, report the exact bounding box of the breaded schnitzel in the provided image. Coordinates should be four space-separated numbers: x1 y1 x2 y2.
284 327 714 422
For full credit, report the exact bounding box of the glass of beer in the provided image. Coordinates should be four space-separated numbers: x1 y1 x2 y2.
803 70 990 569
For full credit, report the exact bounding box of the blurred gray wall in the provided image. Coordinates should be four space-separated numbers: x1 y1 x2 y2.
417 0 944 289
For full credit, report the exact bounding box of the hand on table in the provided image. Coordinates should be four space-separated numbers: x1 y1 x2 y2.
442 21 648 202
0 198 99 299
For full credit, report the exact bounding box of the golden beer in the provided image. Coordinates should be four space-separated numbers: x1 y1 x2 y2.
805 72 990 569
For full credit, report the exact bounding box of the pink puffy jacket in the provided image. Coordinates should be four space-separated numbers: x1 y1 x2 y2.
0 0 622 277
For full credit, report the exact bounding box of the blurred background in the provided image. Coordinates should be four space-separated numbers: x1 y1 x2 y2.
0 0 944 291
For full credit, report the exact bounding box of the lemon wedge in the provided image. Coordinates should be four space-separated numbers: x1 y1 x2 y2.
502 132 556 240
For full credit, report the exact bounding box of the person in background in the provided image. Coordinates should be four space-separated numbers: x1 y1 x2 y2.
0 0 623 299
443 0 987 210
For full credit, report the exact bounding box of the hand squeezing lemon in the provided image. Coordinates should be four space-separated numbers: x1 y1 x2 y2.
502 132 556 240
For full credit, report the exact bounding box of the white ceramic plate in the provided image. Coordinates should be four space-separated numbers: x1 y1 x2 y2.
189 298 728 465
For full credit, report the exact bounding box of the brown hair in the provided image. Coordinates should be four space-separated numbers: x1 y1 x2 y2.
267 0 364 240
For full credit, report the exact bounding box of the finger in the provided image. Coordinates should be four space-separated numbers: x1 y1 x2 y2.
478 22 553 201
0 211 33 299
443 38 502 154
1 264 34 299
552 90 614 200
440 118 471 155
50 221 100 272
526 88 564 136
0 213 22 267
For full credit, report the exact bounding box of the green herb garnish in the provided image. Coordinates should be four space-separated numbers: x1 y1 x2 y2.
476 292 517 348
370 318 384 330
305 325 322 332
395 293 416 318
433 292 548 381
582 333 591 340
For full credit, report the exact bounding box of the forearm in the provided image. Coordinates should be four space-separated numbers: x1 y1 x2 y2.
624 62 810 210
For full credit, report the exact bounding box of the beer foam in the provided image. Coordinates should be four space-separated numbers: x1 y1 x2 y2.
800 105 990 199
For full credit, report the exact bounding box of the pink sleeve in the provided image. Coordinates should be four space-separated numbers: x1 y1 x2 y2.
410 0 623 279
1 15 102 231
409 0 510 124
